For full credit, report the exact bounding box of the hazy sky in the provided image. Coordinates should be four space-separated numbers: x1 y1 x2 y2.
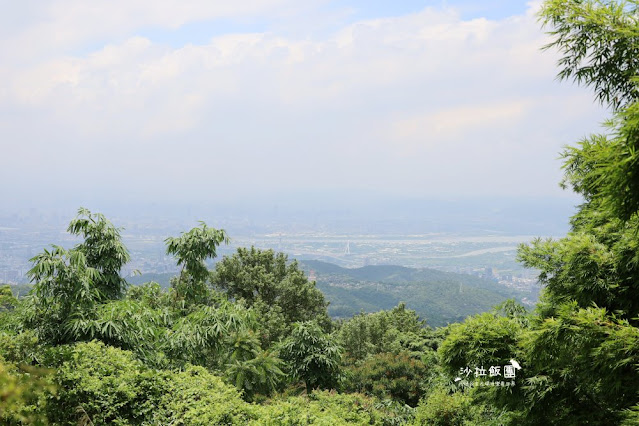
1 0 608 208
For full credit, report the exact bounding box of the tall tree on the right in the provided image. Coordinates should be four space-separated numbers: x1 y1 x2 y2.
438 3 639 425
515 1 639 424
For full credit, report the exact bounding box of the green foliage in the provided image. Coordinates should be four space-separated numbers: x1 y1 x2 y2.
338 303 434 362
166 302 253 369
49 340 162 425
426 3 639 424
345 351 431 407
0 286 20 332
125 281 169 308
21 212 267 378
540 0 639 110
23 209 131 345
165 222 228 304
0 359 54 425
67 208 130 300
559 113 639 222
0 330 44 366
251 390 401 426
223 329 285 401
49 340 256 425
65 299 168 363
517 303 639 424
540 0 639 221
280 321 342 393
154 365 258 425
493 299 528 323
412 386 497 426
437 311 525 413
213 247 330 345
2 284 33 299
0 285 17 312
438 312 522 366
518 215 639 321
25 246 102 344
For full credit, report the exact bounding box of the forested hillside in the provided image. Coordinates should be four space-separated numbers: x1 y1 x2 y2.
302 260 527 326
2 1 639 424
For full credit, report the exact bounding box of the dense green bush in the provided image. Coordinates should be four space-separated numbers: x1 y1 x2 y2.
154 365 258 425
48 341 164 425
0 358 53 425
413 387 480 426
48 341 257 425
252 390 394 425
345 351 430 407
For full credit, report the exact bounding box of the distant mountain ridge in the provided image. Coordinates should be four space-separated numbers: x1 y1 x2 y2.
301 260 465 283
299 260 532 326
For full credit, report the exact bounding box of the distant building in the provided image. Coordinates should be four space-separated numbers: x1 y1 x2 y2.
484 267 493 279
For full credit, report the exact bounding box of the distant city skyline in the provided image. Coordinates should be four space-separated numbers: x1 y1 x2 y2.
0 193 578 284
1 1 607 209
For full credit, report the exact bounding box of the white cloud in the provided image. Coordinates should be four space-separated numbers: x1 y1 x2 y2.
389 100 530 155
0 2 607 201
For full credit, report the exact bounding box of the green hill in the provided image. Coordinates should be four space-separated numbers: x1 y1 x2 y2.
300 260 533 327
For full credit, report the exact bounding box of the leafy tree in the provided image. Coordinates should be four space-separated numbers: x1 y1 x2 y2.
125 281 171 310
165 222 229 305
0 285 17 312
258 390 419 425
493 299 528 325
0 286 19 331
67 208 130 300
65 299 168 364
279 321 342 394
338 303 434 362
431 2 639 424
22 209 131 345
437 311 526 417
518 212 639 321
438 311 524 379
540 0 639 111
163 301 253 369
154 365 258 425
25 246 102 344
541 0 639 221
222 329 285 401
251 390 405 426
212 247 330 345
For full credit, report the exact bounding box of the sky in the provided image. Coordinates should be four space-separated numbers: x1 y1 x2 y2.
0 0 609 211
